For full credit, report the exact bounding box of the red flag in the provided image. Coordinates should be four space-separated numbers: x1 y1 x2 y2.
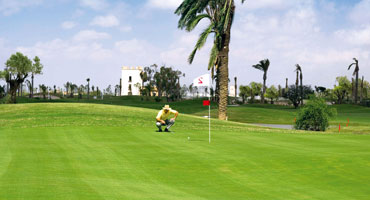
203 100 210 106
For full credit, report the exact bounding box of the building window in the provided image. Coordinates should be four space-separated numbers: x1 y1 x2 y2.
129 76 132 82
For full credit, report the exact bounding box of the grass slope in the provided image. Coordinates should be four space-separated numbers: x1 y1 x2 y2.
17 96 370 134
0 103 370 199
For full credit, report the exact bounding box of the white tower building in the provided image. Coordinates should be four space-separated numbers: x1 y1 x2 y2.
121 66 143 96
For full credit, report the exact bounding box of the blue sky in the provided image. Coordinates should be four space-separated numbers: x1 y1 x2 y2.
0 0 369 90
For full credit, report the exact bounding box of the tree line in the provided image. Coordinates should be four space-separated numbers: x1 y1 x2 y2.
237 58 369 108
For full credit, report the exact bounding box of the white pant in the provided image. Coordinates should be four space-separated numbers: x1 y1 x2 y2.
156 119 175 130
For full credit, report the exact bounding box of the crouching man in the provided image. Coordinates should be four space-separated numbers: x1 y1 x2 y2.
156 105 178 132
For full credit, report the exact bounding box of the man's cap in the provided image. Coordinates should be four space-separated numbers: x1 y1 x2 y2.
163 105 171 110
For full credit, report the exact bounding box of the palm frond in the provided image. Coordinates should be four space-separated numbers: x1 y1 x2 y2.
186 14 211 31
252 64 263 71
295 64 302 72
253 59 270 72
188 23 214 64
348 63 355 70
208 44 219 70
188 48 198 64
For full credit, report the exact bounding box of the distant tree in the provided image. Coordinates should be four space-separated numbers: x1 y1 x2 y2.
188 83 194 98
78 85 85 99
194 86 199 98
114 84 120 96
0 85 5 98
96 87 100 96
180 84 188 98
249 82 262 103
64 82 71 96
295 64 303 106
363 80 370 99
265 85 279 104
153 65 183 101
284 85 314 108
70 84 77 97
140 70 148 95
86 78 90 99
239 85 251 104
106 85 112 95
142 65 156 97
0 52 33 103
25 80 32 98
278 85 282 97
334 76 351 104
252 59 270 103
348 58 359 103
30 56 43 98
39 84 47 99
53 85 56 95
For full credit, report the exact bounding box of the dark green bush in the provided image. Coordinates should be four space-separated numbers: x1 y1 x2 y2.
0 95 12 104
154 97 162 102
295 98 337 131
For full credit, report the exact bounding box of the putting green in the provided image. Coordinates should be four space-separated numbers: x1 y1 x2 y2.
0 103 369 199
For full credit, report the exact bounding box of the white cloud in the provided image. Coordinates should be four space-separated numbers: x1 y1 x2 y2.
349 0 370 25
61 21 77 29
335 26 370 46
90 15 120 27
147 0 182 9
115 39 149 55
0 0 43 16
119 26 132 32
73 30 111 41
79 0 108 10
242 0 296 10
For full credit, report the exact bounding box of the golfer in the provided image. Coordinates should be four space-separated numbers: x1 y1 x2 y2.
156 105 178 132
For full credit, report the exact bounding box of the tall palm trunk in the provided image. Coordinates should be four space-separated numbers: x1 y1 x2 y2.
300 73 303 105
295 71 299 104
31 73 34 98
217 2 234 120
87 82 90 99
360 76 364 102
352 78 355 102
262 73 266 104
355 71 359 103
234 77 237 98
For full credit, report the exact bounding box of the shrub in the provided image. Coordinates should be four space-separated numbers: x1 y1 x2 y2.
295 98 337 131
154 97 162 102
0 95 12 104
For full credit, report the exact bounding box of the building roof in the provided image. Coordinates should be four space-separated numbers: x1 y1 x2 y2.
122 66 143 70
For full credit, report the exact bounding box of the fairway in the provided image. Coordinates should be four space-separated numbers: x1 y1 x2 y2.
0 103 370 199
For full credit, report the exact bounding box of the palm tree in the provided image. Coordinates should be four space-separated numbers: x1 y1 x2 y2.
295 64 303 105
252 59 270 103
86 78 90 99
348 58 359 104
30 56 43 98
234 77 237 98
175 0 245 120
360 76 364 102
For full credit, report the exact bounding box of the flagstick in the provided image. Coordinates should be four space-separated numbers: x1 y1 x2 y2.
209 92 211 144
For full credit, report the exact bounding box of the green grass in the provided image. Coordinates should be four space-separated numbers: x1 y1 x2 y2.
1 103 370 199
17 96 370 134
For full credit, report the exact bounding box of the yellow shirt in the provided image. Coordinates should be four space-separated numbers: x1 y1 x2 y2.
156 109 177 120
